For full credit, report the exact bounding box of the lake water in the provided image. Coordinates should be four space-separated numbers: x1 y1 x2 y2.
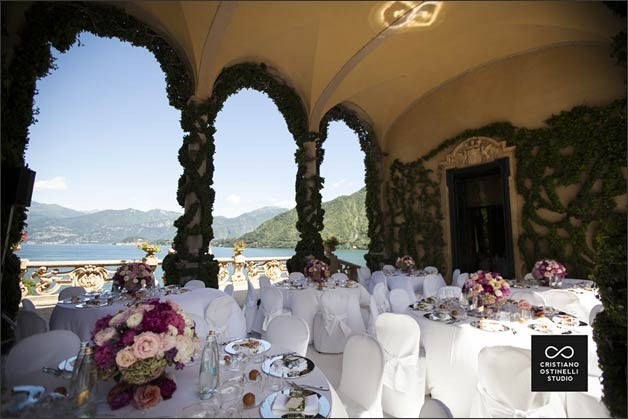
17 244 368 285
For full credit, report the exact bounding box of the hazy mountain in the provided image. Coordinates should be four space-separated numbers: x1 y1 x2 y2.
214 188 368 249
26 202 284 244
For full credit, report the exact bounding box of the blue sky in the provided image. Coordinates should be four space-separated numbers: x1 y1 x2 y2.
26 33 365 217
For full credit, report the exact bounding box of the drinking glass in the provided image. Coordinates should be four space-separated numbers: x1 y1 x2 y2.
217 374 245 418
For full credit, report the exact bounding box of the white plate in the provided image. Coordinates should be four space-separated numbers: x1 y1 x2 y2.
75 300 109 308
259 388 330 418
262 354 315 379
412 302 435 311
58 355 77 372
225 338 271 356
470 320 510 333
427 311 451 322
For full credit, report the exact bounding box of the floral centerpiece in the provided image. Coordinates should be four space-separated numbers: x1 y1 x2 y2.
395 255 416 273
462 270 511 306
113 262 155 295
138 242 160 255
531 259 566 288
91 298 200 410
304 259 330 283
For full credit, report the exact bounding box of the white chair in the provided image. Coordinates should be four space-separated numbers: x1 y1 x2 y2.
424 266 438 274
331 272 349 284
21 298 36 311
262 315 310 357
436 286 462 300
589 304 604 325
376 313 426 417
451 269 461 286
421 274 446 299
58 286 86 301
373 282 391 314
420 398 454 418
290 288 320 344
259 275 272 288
15 310 48 342
564 376 610 418
469 346 566 417
336 333 385 418
387 275 417 302
242 279 258 334
4 330 81 389
313 291 365 353
367 295 380 336
183 279 206 289
369 271 388 294
204 295 247 344
357 266 371 290
389 289 410 314
253 287 290 334
543 289 582 319
382 265 396 275
223 283 234 296
509 290 548 307
454 272 469 289
289 272 305 282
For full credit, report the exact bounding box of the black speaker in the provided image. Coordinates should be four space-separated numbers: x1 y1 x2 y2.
2 167 36 207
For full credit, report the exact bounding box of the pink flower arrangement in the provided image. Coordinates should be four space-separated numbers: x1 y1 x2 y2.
304 259 330 281
531 259 566 285
462 270 511 306
395 255 416 272
113 262 155 294
91 298 199 410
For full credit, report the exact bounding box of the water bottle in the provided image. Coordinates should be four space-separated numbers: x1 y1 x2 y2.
198 331 220 400
69 345 97 417
69 342 90 384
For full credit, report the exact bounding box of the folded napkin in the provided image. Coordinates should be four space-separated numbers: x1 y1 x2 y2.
272 394 319 415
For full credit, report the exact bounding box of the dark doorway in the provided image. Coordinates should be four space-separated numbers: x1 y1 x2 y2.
447 158 515 278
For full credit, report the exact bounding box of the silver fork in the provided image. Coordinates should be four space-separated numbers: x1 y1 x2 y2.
288 381 329 392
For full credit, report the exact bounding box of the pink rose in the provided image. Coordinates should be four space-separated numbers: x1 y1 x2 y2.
133 385 162 410
94 327 118 347
115 347 137 368
133 332 162 359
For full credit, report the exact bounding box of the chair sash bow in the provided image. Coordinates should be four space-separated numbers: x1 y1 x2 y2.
262 308 284 332
383 348 419 392
477 384 566 418
323 312 352 336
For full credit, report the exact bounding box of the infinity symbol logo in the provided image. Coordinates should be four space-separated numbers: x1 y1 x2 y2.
545 345 574 359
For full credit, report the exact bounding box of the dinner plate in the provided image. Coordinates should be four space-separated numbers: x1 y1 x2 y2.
262 354 315 379
552 315 586 327
424 311 452 322
58 355 77 372
225 338 271 356
529 322 562 334
259 388 330 418
75 300 109 308
340 282 358 288
411 302 434 311
470 320 510 333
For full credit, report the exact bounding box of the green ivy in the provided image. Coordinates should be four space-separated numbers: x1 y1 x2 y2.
319 105 386 271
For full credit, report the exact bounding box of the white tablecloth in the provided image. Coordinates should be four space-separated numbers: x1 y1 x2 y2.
94 344 347 418
49 288 227 341
409 309 602 418
276 284 367 310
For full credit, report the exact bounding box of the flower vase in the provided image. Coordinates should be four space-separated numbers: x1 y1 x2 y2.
549 276 562 289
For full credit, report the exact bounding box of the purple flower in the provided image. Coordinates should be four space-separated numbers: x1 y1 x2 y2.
175 362 185 370
107 382 134 410
121 329 137 346
153 375 177 400
94 344 115 370
164 347 177 364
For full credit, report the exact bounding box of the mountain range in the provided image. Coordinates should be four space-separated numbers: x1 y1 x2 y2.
25 188 368 249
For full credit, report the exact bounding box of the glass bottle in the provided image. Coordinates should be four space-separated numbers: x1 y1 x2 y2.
69 341 90 383
198 331 220 400
69 345 97 417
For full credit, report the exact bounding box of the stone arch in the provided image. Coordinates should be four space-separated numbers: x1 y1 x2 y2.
164 62 325 287
318 102 386 270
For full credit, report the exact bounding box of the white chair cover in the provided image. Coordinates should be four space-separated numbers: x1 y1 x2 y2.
223 283 234 296
422 274 446 299
357 282 372 327
510 290 548 307
4 330 81 389
15 310 48 342
204 295 247 344
382 264 396 274
259 275 272 288
387 275 416 302
373 282 391 314
357 267 371 290
375 313 425 417
367 295 379 336
257 287 290 333
543 289 582 319
58 286 86 301
290 288 320 344
589 304 604 325
337 333 385 418
331 272 349 284
424 266 439 274
469 346 566 418
453 271 467 288
313 291 365 353
243 279 258 334
389 289 410 314
262 315 310 357
369 271 388 294
289 272 305 282
564 376 609 418
21 298 36 311
183 279 206 289
436 286 462 301
451 269 461 286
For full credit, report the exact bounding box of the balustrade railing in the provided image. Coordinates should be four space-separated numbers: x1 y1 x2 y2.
19 254 361 306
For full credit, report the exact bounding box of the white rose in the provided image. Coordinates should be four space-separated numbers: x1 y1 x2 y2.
124 275 130 281
126 312 144 328
183 327 193 337
167 324 179 336
494 289 503 297
174 336 194 363
182 312 194 328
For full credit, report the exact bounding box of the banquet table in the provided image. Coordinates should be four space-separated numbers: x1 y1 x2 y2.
93 343 347 418
275 282 369 310
49 287 227 341
408 306 603 418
